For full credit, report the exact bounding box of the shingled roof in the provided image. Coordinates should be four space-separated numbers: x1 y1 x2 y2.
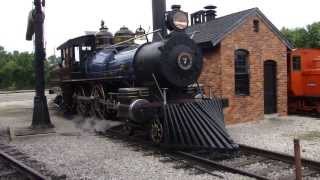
187 8 293 49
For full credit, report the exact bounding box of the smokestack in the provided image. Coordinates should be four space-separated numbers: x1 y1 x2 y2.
191 5 217 25
152 0 167 41
204 5 217 21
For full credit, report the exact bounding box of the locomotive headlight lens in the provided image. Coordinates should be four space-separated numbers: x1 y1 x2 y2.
173 11 189 30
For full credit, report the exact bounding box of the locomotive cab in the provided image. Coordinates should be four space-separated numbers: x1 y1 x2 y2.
55 35 96 80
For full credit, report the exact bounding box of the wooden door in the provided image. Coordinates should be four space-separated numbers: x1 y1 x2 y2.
264 60 277 114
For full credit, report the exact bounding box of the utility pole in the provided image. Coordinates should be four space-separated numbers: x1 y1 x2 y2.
26 0 53 129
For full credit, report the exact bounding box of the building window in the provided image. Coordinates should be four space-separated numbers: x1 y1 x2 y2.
253 20 260 32
235 49 250 96
292 56 301 71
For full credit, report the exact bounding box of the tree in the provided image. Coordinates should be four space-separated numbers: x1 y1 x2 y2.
47 55 61 66
306 22 320 48
0 48 35 90
281 27 308 48
0 45 55 90
281 22 320 48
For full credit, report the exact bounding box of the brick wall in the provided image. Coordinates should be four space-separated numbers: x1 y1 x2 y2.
199 15 288 124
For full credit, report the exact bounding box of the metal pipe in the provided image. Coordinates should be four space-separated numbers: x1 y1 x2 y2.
152 0 167 41
107 29 161 49
294 139 302 180
163 88 168 105
152 73 164 100
30 0 53 129
34 0 45 98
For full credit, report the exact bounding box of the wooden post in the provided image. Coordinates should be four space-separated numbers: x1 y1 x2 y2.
294 139 302 180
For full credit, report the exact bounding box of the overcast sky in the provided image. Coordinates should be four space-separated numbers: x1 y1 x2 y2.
0 0 319 55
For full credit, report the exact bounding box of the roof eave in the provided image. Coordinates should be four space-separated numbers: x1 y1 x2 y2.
193 8 294 50
210 9 256 47
254 9 293 49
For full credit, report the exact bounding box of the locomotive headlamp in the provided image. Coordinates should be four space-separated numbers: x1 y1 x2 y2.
166 6 189 31
172 11 188 30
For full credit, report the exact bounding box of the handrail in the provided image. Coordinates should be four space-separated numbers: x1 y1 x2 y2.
107 29 162 49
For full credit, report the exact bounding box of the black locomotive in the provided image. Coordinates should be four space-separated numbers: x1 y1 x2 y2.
51 0 238 150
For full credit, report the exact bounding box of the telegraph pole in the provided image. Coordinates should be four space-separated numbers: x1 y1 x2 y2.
27 0 53 129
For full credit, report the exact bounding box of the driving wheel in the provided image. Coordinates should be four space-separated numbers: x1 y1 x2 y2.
91 84 106 119
150 118 163 145
74 87 90 116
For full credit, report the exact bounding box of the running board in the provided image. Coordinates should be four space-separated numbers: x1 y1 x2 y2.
161 98 238 151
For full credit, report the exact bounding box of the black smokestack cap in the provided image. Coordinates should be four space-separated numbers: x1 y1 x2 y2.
171 4 181 10
204 5 217 10
152 0 167 41
204 5 217 21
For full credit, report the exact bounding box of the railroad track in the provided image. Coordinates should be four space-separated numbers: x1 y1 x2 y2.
0 89 52 94
174 145 320 180
0 143 66 180
104 127 320 180
0 90 35 94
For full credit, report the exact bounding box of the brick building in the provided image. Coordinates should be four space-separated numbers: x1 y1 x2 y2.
188 8 293 124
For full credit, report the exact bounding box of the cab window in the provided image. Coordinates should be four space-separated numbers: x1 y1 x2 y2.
292 56 301 71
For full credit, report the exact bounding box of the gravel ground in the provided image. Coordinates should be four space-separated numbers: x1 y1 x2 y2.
11 132 249 180
8 115 319 180
0 93 247 180
2 92 320 179
227 115 320 161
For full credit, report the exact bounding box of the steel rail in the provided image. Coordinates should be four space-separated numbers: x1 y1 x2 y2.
239 144 320 171
0 89 52 94
174 145 320 180
175 151 270 180
0 90 35 94
104 128 225 178
165 153 224 179
0 150 48 180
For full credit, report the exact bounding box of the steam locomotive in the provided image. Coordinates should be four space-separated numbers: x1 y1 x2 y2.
50 0 238 150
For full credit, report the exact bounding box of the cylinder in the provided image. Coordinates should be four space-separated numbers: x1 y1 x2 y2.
152 0 167 41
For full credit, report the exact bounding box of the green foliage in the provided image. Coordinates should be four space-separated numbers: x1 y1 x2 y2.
0 46 52 90
47 55 61 66
281 27 308 48
306 22 320 48
281 22 320 48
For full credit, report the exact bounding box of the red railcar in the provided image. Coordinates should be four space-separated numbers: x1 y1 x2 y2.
288 48 320 113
